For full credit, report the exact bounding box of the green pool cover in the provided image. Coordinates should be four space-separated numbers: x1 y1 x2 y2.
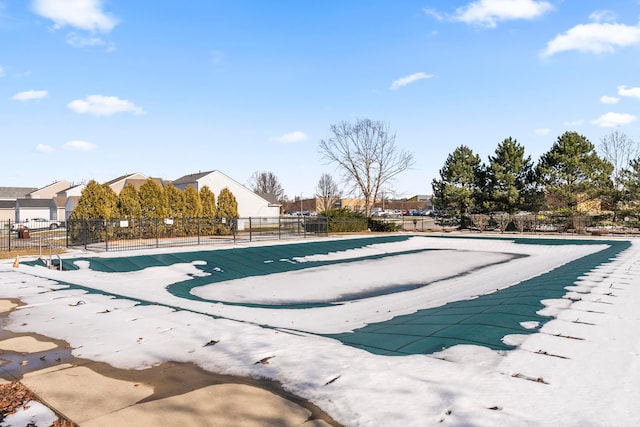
327 237 630 355
25 235 630 356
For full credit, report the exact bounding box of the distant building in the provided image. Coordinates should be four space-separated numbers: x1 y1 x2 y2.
104 173 149 195
15 198 56 222
0 187 38 221
0 200 16 221
25 181 71 199
173 170 281 217
0 187 38 201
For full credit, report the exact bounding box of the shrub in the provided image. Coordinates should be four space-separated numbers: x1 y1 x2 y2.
319 208 368 232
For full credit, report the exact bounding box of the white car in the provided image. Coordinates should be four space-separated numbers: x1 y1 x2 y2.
12 218 62 231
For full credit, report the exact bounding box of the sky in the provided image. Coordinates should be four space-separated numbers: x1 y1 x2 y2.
1 0 640 200
1 235 639 425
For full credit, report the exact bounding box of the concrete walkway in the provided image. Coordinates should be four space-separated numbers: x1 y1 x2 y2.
0 299 336 427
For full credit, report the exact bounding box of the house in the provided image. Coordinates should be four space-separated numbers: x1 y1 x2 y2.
173 170 281 217
15 198 57 222
0 200 16 221
64 197 80 221
0 187 38 221
25 181 71 199
57 184 86 221
104 173 149 195
0 187 38 201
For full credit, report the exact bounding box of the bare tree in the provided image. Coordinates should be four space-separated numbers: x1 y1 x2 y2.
469 214 489 232
249 171 286 202
599 131 639 191
492 212 511 232
319 118 414 216
315 173 342 212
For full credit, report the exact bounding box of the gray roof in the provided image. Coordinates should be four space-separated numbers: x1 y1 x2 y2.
0 187 38 199
0 200 16 209
17 198 51 208
172 171 214 185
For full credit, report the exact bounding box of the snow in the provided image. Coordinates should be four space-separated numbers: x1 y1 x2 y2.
0 401 58 427
1 234 639 426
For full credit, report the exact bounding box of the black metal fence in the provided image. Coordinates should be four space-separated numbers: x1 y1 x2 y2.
4 213 639 254
65 216 329 252
0 219 67 253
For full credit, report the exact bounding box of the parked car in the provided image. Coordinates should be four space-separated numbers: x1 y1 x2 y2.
11 218 62 231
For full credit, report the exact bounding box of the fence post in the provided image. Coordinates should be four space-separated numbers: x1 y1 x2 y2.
8 219 11 252
232 217 237 243
249 217 252 242
155 218 159 248
303 216 306 238
105 220 109 252
278 216 281 239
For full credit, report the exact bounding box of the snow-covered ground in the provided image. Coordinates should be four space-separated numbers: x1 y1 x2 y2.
1 235 639 426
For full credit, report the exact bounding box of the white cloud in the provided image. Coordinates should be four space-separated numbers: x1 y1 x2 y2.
67 94 145 116
534 127 551 135
563 119 584 126
541 21 640 57
36 144 54 153
589 10 617 24
63 140 97 151
66 32 105 47
11 90 48 101
32 0 117 32
452 0 553 28
618 85 640 98
423 8 444 22
390 72 434 90
591 112 637 127
0 65 4 77
600 95 619 104
271 131 308 144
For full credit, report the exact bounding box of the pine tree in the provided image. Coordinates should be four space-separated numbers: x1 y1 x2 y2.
165 183 186 218
199 186 217 235
537 131 613 211
183 184 202 218
485 137 539 213
116 183 142 218
431 145 482 222
70 180 117 219
200 186 216 218
216 187 238 235
216 187 238 218
139 178 168 219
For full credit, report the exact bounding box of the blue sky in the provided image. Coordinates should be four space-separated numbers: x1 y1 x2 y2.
2 0 640 199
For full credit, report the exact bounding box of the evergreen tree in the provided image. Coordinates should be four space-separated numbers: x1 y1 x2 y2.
431 145 482 222
183 184 202 218
139 178 168 218
70 180 116 219
217 187 238 218
200 186 216 218
485 137 538 213
165 183 186 218
621 157 640 204
216 187 238 235
199 186 216 235
116 183 141 218
537 131 613 211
